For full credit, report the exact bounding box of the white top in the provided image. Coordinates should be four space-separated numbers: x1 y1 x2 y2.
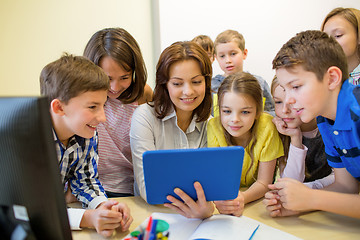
281 143 308 182
129 103 208 200
67 208 85 230
280 128 334 189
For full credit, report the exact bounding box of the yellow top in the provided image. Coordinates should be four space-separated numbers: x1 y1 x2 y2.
207 113 283 186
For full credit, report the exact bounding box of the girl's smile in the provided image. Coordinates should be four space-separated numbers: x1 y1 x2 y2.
220 92 257 146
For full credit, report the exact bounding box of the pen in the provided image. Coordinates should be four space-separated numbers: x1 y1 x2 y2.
248 224 260 240
144 216 153 240
148 219 158 240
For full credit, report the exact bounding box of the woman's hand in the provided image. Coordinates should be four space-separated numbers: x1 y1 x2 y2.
164 181 214 219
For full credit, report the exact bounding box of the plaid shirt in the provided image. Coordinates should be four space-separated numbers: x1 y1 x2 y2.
53 130 107 208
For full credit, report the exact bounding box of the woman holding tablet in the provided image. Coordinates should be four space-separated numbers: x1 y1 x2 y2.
130 41 214 219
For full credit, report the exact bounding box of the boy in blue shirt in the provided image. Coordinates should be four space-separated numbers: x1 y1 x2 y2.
263 30 360 218
40 54 132 236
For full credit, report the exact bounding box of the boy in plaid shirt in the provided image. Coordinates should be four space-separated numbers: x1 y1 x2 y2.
40 53 132 236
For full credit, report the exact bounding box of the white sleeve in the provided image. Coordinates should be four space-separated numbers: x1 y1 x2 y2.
304 170 335 189
281 143 308 182
129 105 156 201
67 208 85 230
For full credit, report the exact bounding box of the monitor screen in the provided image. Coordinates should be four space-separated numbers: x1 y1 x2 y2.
0 97 72 240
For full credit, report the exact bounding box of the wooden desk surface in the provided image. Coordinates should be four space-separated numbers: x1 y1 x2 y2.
71 196 360 240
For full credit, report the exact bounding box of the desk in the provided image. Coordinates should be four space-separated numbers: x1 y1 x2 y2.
71 196 360 240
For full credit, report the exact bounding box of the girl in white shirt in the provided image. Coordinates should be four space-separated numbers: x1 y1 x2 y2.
130 41 214 219
271 76 334 189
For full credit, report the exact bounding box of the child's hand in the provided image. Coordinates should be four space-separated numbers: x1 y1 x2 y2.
263 190 299 217
272 116 301 138
81 200 125 237
269 178 312 212
111 201 133 232
164 181 214 219
214 191 244 217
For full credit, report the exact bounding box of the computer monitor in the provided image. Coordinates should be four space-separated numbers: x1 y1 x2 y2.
0 97 72 240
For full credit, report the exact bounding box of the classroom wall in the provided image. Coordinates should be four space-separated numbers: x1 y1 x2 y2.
2 1 360 97
0 0 155 96
158 0 360 85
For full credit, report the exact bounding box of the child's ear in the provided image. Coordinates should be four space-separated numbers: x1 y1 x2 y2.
50 99 65 116
327 66 342 90
242 49 248 60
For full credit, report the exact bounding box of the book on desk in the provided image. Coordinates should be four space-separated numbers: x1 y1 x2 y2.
123 212 300 240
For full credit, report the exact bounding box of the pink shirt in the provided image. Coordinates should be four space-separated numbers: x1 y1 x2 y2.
97 97 138 194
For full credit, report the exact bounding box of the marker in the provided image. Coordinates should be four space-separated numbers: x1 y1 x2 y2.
148 219 158 240
144 216 153 240
248 224 260 240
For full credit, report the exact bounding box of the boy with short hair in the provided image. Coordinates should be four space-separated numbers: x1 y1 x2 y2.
40 54 133 236
212 29 274 115
263 30 360 219
191 34 215 63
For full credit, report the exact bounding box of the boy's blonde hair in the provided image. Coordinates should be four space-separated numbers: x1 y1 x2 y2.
40 53 109 104
218 72 263 185
321 7 360 61
191 35 214 56
272 30 349 83
214 30 245 54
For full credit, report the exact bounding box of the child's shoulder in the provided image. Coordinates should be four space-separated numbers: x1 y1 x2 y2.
258 112 273 122
339 80 360 113
208 116 221 127
212 74 225 81
256 113 277 134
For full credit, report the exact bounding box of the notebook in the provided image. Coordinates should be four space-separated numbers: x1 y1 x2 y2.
143 146 244 204
122 212 301 240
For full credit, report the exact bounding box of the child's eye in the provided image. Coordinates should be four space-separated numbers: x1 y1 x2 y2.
334 34 343 38
292 85 300 90
274 100 283 104
121 77 130 81
222 110 231 114
231 52 237 56
241 111 250 114
88 106 97 110
219 55 225 58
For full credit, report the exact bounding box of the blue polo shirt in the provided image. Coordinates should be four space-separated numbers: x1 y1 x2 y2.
317 80 360 181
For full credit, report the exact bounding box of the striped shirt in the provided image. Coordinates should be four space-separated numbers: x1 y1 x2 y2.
97 97 138 194
54 130 107 209
317 80 360 181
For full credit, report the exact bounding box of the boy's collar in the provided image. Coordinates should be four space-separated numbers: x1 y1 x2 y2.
331 80 353 131
52 129 85 147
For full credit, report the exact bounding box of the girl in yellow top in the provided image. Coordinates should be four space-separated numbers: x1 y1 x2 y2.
207 72 283 216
